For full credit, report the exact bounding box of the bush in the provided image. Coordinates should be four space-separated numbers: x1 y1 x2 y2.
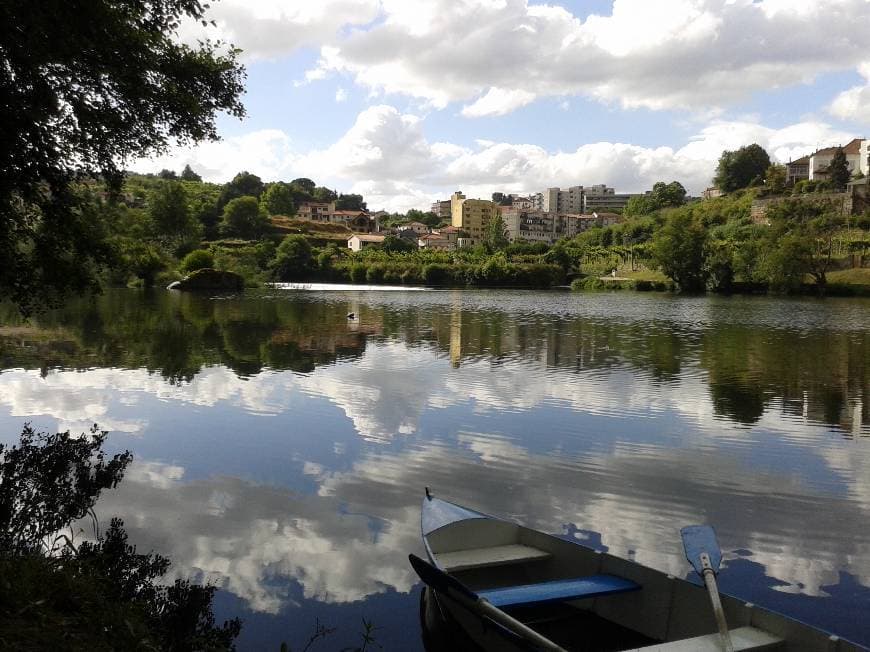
422 263 452 285
365 263 386 283
180 249 214 273
349 263 367 283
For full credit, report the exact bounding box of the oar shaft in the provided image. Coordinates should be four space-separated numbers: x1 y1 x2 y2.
702 570 734 652
475 598 568 652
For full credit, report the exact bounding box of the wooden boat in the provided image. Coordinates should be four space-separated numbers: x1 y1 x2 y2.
411 489 865 652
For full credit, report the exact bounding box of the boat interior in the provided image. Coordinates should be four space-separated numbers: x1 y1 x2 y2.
425 515 835 651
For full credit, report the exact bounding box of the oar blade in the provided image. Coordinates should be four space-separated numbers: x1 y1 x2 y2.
680 525 723 575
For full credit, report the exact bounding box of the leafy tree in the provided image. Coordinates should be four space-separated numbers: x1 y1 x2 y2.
405 209 441 228
650 181 687 207
623 195 660 217
624 181 686 217
313 186 338 203
270 235 313 280
262 182 296 216
219 171 264 209
186 182 222 239
119 240 167 286
762 198 844 290
382 235 417 253
180 249 214 273
484 213 510 251
713 144 771 193
149 181 201 245
180 164 202 182
219 196 269 239
158 168 178 180
335 193 367 211
0 0 245 313
828 148 851 190
764 164 786 195
290 178 316 195
651 210 708 291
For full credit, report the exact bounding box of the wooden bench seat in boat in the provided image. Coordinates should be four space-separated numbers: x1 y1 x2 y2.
479 574 641 608
633 626 784 651
437 544 552 572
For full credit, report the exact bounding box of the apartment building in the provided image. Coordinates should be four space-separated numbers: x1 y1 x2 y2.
540 185 639 213
430 199 452 222
450 190 498 245
502 209 623 245
542 186 585 213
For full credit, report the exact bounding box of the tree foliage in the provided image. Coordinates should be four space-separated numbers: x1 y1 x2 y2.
624 181 686 217
484 213 510 251
220 196 269 239
219 171 264 209
0 0 245 313
714 144 771 193
764 164 787 195
262 182 296 216
335 193 366 211
149 181 201 246
828 148 851 190
180 164 202 182
651 211 709 291
270 235 313 281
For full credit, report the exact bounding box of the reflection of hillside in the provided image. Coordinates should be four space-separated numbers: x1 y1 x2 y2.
1 291 868 434
701 327 869 435
0 292 378 381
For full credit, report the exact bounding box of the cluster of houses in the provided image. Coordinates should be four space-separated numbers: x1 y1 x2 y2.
298 138 870 252
785 138 870 184
296 185 637 252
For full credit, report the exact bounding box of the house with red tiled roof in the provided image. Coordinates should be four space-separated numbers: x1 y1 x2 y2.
809 138 866 181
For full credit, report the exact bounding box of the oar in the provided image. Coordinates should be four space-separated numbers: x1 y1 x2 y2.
408 554 567 652
680 525 734 652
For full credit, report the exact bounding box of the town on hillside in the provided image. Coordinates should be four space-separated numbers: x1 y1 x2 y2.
292 138 870 253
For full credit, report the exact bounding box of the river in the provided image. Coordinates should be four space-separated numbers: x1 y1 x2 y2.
0 288 868 649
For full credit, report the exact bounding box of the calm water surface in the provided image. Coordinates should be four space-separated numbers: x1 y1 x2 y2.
1 288 868 649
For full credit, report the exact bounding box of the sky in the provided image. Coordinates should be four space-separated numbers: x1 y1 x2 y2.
132 0 870 212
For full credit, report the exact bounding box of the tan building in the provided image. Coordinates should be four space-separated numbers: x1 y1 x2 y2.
347 234 385 252
297 201 378 232
450 190 498 245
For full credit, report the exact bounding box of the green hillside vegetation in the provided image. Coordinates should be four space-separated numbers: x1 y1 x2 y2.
80 142 870 295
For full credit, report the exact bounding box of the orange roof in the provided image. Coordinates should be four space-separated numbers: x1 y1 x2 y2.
350 234 384 242
789 155 810 165
813 138 864 156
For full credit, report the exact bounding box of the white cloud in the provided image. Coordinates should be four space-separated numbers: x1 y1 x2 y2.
335 87 348 103
829 62 870 125
130 129 297 183
461 87 537 118
134 103 858 210
178 0 381 61
300 0 870 115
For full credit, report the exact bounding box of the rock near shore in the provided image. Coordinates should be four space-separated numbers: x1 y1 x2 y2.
167 268 244 291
